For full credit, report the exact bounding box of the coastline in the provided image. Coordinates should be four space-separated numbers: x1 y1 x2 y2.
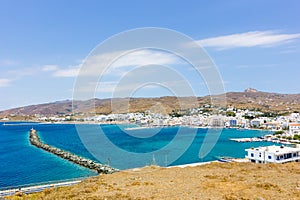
0 121 294 192
0 179 83 197
0 160 226 197
7 162 300 199
0 120 277 132
1 159 250 196
0 161 219 197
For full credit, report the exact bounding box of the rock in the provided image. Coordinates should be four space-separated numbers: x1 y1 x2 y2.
244 88 259 93
29 129 119 174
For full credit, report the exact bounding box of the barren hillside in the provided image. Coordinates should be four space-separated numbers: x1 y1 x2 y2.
1 89 300 117
9 162 300 200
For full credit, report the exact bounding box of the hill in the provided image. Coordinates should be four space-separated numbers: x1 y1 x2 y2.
1 89 300 117
226 89 300 113
10 162 300 200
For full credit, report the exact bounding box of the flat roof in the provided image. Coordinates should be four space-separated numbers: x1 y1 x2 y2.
246 145 300 155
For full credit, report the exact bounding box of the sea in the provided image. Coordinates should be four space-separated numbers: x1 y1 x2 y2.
0 121 276 189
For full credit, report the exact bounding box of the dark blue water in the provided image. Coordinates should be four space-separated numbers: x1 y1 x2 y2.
0 122 275 188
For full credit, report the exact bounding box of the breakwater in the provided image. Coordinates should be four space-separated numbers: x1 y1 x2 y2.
29 128 118 174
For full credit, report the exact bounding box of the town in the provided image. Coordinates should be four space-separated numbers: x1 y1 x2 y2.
2 105 300 144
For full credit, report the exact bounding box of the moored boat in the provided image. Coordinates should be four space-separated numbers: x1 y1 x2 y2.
215 156 234 162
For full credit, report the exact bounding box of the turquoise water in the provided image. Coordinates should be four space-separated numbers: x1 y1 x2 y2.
0 122 275 188
0 122 97 188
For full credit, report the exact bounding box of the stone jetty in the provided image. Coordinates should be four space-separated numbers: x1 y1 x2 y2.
29 128 118 174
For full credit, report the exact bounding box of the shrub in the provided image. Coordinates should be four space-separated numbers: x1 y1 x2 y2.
273 131 284 135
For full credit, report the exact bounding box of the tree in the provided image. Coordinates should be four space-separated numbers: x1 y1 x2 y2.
293 135 300 141
226 111 236 117
273 130 284 135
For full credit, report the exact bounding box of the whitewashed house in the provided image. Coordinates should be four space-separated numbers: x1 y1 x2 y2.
250 119 261 128
245 145 300 164
261 121 281 130
289 123 300 135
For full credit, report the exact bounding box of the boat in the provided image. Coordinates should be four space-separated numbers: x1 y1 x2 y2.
215 156 234 162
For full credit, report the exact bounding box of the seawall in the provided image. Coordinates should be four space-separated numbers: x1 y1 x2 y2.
29 128 118 174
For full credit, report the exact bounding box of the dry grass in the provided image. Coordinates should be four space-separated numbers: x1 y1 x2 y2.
7 162 300 200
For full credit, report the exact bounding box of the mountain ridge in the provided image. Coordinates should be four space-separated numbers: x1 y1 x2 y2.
1 89 300 117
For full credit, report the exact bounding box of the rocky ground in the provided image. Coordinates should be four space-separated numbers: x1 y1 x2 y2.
7 162 300 200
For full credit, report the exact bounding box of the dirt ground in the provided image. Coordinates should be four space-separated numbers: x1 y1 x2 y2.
8 162 300 200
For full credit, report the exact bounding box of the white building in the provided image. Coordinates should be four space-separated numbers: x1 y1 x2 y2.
250 119 261 127
245 145 300 164
261 121 281 130
289 123 300 135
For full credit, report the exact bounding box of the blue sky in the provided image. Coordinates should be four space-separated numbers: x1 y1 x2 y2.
0 0 300 110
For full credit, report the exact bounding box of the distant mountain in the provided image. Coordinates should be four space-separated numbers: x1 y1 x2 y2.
1 89 300 117
0 97 201 117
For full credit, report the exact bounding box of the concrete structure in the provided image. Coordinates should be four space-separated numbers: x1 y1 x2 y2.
245 145 300 164
289 123 300 135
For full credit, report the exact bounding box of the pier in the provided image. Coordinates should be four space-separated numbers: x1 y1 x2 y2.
229 138 263 142
29 128 118 174
229 136 292 145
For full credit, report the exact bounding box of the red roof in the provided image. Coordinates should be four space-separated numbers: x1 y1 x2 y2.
290 123 300 126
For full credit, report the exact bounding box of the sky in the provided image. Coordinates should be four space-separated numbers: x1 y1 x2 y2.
0 0 300 110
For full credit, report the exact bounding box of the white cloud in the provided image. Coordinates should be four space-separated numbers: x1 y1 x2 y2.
0 78 12 87
0 59 19 66
50 49 188 79
6 67 37 78
42 65 59 71
77 49 184 77
53 65 80 77
198 31 300 50
110 50 182 68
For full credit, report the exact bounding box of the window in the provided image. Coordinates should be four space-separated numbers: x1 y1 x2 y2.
268 155 272 159
251 153 254 157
